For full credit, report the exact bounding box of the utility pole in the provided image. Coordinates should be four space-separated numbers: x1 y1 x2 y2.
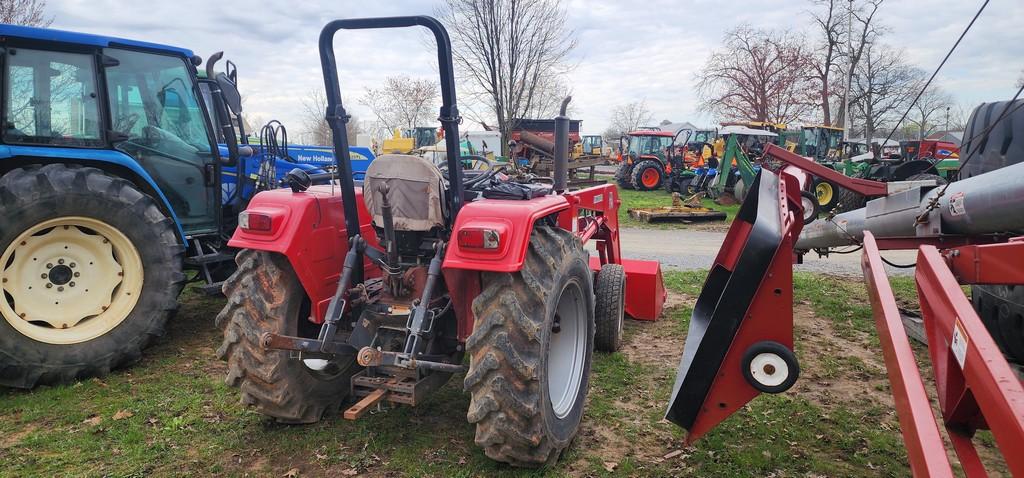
842 0 853 142
945 106 950 135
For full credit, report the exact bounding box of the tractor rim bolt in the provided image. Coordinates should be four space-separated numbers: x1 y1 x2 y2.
74 272 80 277
46 283 52 289
57 286 64 292
46 263 53 269
70 263 76 268
58 259 65 265
69 282 75 287
41 273 47 279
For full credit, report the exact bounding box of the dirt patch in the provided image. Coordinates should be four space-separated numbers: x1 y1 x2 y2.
621 292 691 369
0 422 35 449
791 304 893 409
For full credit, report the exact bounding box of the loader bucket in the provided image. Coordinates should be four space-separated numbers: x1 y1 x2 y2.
665 169 803 443
589 257 665 321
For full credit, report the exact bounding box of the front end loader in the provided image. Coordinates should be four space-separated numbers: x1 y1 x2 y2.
216 16 665 468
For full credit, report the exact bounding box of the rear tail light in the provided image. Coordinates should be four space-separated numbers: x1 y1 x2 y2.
239 211 273 232
458 228 500 250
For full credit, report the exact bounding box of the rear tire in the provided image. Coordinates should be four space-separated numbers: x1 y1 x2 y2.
905 173 947 186
0 164 184 388
972 285 1024 364
594 264 625 352
834 187 867 213
630 160 663 191
464 225 595 467
217 250 358 423
614 163 634 189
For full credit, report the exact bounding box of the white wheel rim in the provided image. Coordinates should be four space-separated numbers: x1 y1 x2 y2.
801 196 816 222
1 217 144 344
749 352 789 388
547 279 587 419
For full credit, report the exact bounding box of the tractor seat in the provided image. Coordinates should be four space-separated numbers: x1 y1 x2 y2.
363 154 447 232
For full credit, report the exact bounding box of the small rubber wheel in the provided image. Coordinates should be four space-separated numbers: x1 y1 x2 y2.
799 191 820 225
813 178 838 211
594 264 625 352
741 341 799 394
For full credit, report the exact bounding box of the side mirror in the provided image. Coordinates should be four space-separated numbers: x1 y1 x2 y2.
216 72 243 116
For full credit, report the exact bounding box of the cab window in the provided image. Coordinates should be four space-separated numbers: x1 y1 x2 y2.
2 47 102 146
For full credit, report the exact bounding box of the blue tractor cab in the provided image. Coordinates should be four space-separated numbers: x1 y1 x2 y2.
0 24 360 388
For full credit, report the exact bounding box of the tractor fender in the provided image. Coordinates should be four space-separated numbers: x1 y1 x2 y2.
227 185 380 322
0 145 186 241
891 160 938 181
443 194 572 273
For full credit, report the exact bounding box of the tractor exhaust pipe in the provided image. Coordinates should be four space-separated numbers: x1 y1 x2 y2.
553 96 571 193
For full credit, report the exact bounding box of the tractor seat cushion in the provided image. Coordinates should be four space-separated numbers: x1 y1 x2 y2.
363 154 446 231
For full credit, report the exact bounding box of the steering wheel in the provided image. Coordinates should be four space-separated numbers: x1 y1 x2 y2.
438 155 500 189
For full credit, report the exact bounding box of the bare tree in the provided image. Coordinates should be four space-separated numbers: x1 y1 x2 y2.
906 85 953 140
603 101 654 141
695 25 817 124
301 89 360 146
849 43 918 145
808 0 845 125
437 0 577 154
0 0 52 26
833 0 884 130
360 75 439 138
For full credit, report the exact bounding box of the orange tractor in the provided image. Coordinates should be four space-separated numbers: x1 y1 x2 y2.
216 16 664 467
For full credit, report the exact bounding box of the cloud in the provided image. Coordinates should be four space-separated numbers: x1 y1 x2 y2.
43 0 1024 139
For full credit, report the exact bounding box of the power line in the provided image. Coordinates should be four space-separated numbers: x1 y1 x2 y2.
880 0 990 146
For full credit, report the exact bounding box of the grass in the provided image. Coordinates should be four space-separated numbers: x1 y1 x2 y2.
0 273 1005 476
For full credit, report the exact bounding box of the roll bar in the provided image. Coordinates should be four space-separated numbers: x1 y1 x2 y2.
318 16 464 240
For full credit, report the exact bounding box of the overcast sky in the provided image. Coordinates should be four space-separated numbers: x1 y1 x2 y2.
46 0 1023 140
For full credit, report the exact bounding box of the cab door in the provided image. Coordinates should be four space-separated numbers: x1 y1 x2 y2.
103 48 220 236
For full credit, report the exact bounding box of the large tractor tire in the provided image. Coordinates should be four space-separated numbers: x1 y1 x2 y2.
0 164 184 388
905 172 947 186
217 250 358 423
613 162 634 189
465 225 595 467
973 285 1024 364
630 160 663 191
833 187 866 213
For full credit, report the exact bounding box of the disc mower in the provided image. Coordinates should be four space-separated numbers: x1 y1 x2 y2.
216 16 665 468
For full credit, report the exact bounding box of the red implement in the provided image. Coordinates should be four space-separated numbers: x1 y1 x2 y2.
665 168 806 441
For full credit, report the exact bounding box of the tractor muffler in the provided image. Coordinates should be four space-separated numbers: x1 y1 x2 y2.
665 169 805 442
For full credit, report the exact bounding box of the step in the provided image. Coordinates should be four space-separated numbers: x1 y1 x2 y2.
184 252 235 266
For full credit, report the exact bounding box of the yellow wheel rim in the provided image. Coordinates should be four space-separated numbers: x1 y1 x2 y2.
815 182 834 206
1 217 143 344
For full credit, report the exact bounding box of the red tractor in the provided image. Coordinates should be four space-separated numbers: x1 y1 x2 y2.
216 16 664 467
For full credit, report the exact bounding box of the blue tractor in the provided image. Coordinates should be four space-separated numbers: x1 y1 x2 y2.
0 25 370 388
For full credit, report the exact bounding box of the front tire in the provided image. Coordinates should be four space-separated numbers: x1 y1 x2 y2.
0 164 184 388
594 264 625 352
217 250 358 423
614 162 634 189
464 225 595 467
813 178 839 211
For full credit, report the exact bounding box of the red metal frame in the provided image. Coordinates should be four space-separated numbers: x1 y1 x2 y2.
232 182 665 340
763 144 889 197
861 232 1024 476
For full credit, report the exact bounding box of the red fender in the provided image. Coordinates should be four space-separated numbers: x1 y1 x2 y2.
443 194 572 272
227 185 380 323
